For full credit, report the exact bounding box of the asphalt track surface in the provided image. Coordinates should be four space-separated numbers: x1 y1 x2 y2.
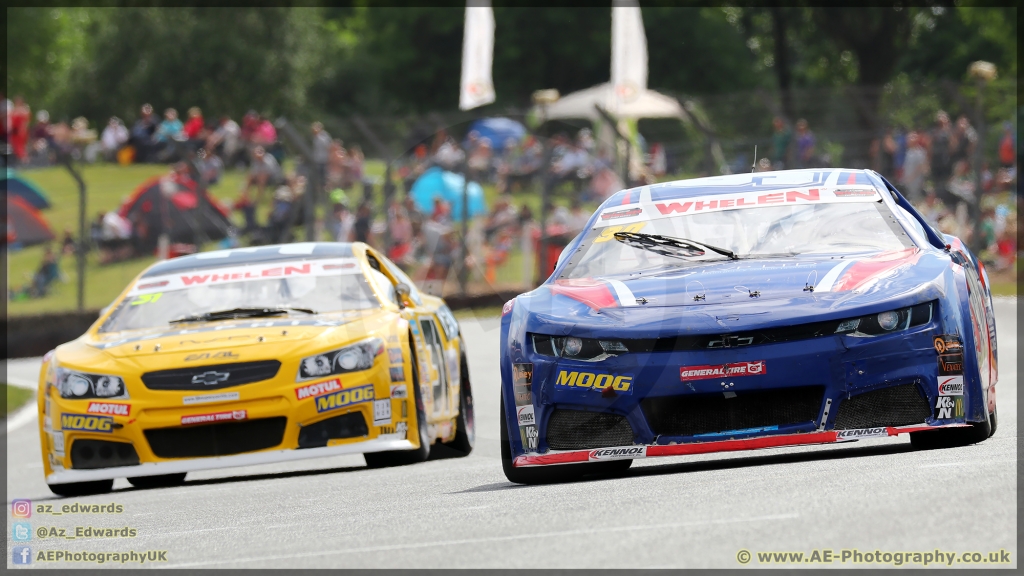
5 300 1018 569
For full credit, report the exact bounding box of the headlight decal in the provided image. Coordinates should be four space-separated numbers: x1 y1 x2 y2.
532 335 629 362
837 302 930 337
55 368 129 400
296 338 385 381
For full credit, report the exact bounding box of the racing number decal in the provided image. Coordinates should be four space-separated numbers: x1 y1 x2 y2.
130 293 163 305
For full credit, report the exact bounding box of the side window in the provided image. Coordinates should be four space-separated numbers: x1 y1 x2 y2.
435 304 459 340
380 257 423 306
895 205 927 245
368 268 397 305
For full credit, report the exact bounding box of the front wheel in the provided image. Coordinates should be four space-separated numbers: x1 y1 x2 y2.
910 416 992 450
365 333 432 468
443 351 475 455
500 394 628 484
48 479 114 497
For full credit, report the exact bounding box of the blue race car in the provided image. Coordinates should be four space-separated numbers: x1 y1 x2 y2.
499 169 998 483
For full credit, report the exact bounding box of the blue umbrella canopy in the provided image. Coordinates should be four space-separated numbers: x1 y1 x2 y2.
3 169 51 210
465 117 527 151
409 167 487 222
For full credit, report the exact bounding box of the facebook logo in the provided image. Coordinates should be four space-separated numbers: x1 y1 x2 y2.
13 546 32 565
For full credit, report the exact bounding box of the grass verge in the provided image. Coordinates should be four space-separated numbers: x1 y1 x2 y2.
6 384 35 415
990 282 1017 297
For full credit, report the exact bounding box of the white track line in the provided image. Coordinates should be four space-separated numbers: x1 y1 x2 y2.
5 402 38 434
6 377 37 389
165 513 799 568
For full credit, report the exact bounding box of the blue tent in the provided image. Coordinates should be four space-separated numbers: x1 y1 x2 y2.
464 117 527 150
409 167 487 222
3 169 51 210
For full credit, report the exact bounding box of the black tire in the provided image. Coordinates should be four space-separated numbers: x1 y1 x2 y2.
127 473 187 489
910 414 992 450
47 479 114 497
443 350 475 455
499 394 629 484
365 332 432 468
988 404 998 437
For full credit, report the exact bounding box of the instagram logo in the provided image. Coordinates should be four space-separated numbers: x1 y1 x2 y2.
11 499 31 518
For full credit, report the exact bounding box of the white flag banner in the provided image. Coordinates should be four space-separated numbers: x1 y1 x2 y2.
459 2 496 111
610 0 648 113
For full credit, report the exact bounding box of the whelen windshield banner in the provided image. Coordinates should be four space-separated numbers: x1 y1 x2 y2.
127 258 363 296
594 186 881 228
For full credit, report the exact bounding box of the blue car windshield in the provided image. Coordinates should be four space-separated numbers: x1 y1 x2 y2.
566 200 910 280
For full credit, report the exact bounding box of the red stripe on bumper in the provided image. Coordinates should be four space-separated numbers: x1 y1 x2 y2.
512 424 968 467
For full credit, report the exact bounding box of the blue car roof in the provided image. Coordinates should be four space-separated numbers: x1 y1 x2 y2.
605 168 877 206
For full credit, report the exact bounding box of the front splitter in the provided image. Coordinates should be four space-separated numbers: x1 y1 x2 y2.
512 423 968 467
47 437 416 484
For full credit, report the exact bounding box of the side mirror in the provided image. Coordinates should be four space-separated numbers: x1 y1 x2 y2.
395 283 412 309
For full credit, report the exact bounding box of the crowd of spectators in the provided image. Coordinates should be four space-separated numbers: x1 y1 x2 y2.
876 112 1017 273
4 91 1014 297
761 112 1017 274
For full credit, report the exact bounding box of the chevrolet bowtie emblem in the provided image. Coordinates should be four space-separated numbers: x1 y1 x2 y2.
192 371 230 386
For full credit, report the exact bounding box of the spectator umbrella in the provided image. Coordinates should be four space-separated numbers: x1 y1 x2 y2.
464 117 527 150
409 167 487 223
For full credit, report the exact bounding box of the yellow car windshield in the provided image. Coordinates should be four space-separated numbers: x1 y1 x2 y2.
101 271 380 333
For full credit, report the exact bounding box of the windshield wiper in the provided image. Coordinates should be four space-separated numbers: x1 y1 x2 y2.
170 306 317 324
613 232 738 260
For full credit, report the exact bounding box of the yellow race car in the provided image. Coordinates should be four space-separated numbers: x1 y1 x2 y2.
36 242 475 496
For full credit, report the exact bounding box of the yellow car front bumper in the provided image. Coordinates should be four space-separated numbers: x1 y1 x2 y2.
42 364 417 485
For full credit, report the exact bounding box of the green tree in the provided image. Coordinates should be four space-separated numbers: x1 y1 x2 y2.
60 8 330 125
5 8 87 112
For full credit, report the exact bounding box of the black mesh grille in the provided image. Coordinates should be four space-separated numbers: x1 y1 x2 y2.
546 410 634 450
144 417 287 458
833 383 932 429
297 412 368 449
70 440 140 469
141 361 281 391
641 386 825 437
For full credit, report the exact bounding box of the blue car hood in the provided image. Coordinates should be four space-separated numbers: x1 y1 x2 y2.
519 248 949 339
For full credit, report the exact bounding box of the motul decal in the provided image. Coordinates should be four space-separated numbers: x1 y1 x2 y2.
680 361 766 382
295 379 343 400
86 402 131 417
